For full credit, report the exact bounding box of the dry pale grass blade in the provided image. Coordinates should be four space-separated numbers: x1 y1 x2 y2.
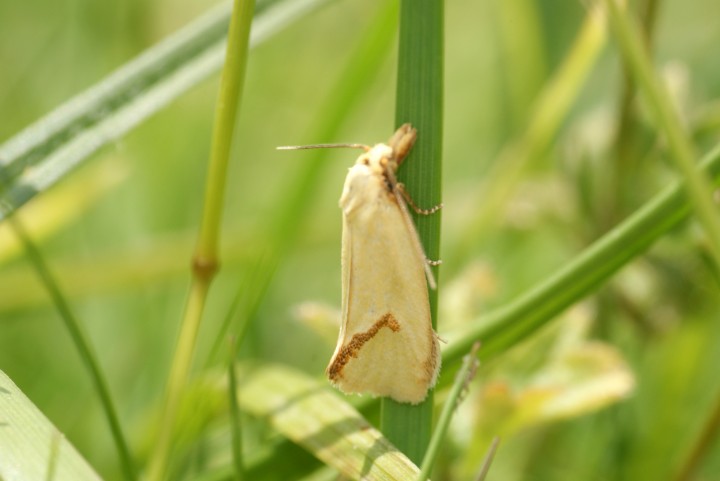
0 370 103 481
238 363 422 481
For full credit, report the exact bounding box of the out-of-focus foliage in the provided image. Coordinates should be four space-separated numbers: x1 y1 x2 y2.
2 0 720 479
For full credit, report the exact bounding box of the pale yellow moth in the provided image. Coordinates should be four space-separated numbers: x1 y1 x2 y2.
279 124 441 404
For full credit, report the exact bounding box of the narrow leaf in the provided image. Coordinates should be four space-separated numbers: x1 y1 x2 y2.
238 364 421 481
0 369 103 481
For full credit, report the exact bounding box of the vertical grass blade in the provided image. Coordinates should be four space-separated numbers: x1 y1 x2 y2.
381 0 444 464
205 0 399 366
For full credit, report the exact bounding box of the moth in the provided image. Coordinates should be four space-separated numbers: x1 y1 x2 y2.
280 124 441 404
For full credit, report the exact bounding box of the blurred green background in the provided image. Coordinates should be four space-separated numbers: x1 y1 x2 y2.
1 0 720 479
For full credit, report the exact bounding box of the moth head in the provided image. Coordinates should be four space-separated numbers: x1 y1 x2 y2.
361 143 395 174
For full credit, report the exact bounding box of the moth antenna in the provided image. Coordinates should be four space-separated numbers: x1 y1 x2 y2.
397 183 443 215
277 143 370 151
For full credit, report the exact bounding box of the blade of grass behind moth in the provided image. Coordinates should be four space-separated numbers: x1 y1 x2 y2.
204 0 400 366
382 0 443 464
448 3 609 269
0 0 335 223
8 216 136 481
417 343 480 481
442 141 720 365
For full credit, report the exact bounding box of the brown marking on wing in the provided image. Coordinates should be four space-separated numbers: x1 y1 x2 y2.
327 313 401 381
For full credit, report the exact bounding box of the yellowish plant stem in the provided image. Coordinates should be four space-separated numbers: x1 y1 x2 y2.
145 0 255 478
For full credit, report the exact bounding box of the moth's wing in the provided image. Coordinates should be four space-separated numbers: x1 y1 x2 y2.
327 169 440 404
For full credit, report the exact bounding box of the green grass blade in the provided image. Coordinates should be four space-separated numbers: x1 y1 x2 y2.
382 0 443 464
443 142 720 365
7 216 136 480
0 369 103 481
0 0 333 223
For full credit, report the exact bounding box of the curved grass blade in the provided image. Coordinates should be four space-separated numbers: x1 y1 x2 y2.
8 216 136 480
0 0 334 223
443 142 720 364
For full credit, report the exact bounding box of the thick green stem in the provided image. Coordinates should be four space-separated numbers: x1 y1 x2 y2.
381 0 443 464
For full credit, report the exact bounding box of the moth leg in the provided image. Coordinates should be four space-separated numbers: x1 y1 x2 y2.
386 168 439 289
397 183 443 215
426 258 442 266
